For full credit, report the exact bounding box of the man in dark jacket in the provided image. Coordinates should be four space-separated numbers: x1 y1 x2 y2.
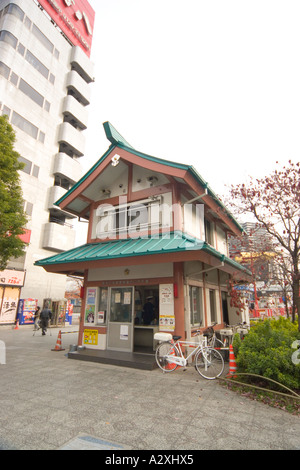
142 296 155 325
40 305 52 335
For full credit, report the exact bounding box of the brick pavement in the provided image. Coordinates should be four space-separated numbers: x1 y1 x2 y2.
0 325 299 451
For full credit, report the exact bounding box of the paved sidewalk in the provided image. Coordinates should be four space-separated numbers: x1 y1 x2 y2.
0 326 299 450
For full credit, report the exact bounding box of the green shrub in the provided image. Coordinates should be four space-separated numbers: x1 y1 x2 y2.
235 318 300 389
232 333 242 358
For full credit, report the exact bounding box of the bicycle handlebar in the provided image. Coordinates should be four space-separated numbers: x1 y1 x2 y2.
191 329 201 337
225 321 248 328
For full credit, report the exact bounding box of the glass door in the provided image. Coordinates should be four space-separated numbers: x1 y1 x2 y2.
107 287 134 351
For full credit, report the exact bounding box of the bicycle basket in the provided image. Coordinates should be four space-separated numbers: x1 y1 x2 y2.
154 332 172 342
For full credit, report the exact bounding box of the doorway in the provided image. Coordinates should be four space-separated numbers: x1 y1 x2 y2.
221 291 229 325
107 287 134 351
106 285 160 353
133 285 159 354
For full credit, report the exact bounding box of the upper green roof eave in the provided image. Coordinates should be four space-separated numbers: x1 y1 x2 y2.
53 143 117 208
103 121 134 149
54 122 244 234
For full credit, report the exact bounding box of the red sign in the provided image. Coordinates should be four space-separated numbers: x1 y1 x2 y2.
19 229 31 244
38 0 95 57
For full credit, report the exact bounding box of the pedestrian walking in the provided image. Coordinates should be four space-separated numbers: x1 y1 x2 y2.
33 306 41 331
39 305 52 335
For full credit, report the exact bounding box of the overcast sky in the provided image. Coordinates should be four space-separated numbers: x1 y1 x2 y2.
82 0 300 200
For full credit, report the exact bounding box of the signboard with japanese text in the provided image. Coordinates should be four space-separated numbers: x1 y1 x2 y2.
0 269 25 287
159 284 175 331
0 287 20 324
38 0 95 56
83 329 98 345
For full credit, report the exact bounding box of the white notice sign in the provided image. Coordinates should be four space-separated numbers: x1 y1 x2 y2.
120 324 128 340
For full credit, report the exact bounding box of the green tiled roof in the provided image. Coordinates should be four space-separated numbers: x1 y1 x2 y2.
35 231 251 275
103 121 134 149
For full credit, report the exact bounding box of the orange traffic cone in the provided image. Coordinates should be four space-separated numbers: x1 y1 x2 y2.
51 330 65 351
14 320 19 330
227 344 237 378
166 340 177 370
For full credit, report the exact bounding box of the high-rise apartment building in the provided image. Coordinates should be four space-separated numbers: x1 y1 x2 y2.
0 0 95 321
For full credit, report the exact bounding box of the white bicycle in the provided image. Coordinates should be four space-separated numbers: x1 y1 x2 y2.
154 332 224 380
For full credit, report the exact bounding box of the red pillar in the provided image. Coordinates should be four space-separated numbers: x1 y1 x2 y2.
173 262 185 339
77 270 88 346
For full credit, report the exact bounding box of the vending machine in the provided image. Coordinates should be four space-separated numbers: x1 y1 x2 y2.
17 298 38 325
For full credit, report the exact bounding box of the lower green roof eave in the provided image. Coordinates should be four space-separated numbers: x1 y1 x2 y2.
34 232 251 276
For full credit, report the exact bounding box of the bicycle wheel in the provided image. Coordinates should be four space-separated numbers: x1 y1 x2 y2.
155 341 180 372
214 338 229 362
195 347 224 379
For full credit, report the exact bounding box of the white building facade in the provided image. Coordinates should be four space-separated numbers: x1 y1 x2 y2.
0 0 95 313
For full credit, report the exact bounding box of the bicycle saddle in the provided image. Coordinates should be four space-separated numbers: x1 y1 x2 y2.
172 335 181 341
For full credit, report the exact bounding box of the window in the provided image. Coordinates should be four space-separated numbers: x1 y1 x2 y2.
44 100 50 112
0 30 18 49
96 288 108 325
32 165 39 178
116 203 150 234
24 16 32 30
18 156 32 175
38 131 45 143
209 289 217 323
0 61 10 79
1 4 59 59
109 287 133 323
189 286 204 326
25 50 49 79
17 43 25 56
32 24 54 53
95 200 161 239
18 79 44 107
12 111 38 139
9 71 19 86
205 219 214 246
25 201 33 217
1 105 11 118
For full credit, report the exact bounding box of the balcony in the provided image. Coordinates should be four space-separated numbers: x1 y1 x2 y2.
58 122 85 157
62 95 88 130
70 46 94 83
53 153 82 184
47 185 67 210
42 222 76 252
66 70 91 106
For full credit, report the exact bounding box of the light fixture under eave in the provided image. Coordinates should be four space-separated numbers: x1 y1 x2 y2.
101 189 111 196
111 154 120 167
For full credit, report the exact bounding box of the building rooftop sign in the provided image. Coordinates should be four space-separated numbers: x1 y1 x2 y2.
39 0 95 56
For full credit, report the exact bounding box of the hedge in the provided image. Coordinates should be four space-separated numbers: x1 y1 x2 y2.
233 317 300 389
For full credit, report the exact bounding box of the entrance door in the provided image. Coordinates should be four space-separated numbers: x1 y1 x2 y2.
221 291 229 325
107 287 134 351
